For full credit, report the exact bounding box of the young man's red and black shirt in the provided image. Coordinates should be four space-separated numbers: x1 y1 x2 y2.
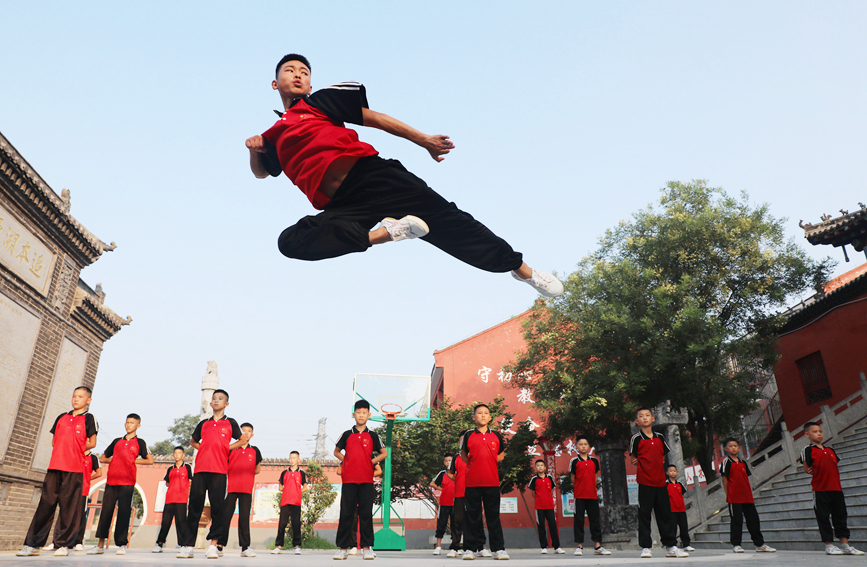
164 463 194 504
279 468 307 507
227 445 263 494
460 428 505 488
47 411 98 473
192 415 242 475
800 444 842 492
336 425 383 484
83 453 101 497
433 469 456 507
447 453 467 498
104 435 149 486
720 456 754 503
629 431 671 487
667 479 688 513
527 474 556 510
261 84 378 210
569 455 600 500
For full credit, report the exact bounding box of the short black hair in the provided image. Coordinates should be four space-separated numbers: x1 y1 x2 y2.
444 453 454 459
290 450 300 457
355 399 370 411
173 446 185 453
214 389 229 401
636 406 653 416
535 459 546 465
803 421 821 432
575 435 590 444
276 54 311 78
722 437 739 447
127 413 141 422
240 422 254 430
74 385 92 395
666 463 678 470
473 403 490 413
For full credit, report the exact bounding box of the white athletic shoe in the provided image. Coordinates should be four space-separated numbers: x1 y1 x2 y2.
842 544 865 555
554 548 565 554
363 548 376 560
218 547 224 556
479 548 493 557
206 544 220 559
574 547 583 556
683 546 695 552
493 550 510 560
540 548 548 554
447 549 459 557
295 547 302 555
595 547 612 555
43 543 55 551
755 544 776 552
462 550 475 560
511 268 564 297
434 546 442 555
87 546 105 555
640 547 652 558
381 216 429 242
116 545 127 555
732 545 745 553
176 546 193 559
349 547 358 555
826 545 844 555
242 548 257 557
74 544 84 551
665 546 688 557
153 545 163 553
54 547 69 556
16 546 39 556
333 549 348 560
271 547 282 554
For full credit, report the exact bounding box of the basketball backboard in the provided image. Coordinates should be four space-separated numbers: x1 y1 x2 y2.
353 373 431 423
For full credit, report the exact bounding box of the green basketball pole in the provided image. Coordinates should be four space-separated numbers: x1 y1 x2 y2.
374 417 406 550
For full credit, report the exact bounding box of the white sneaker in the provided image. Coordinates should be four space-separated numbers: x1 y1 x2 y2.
381 216 429 242
218 547 224 556
755 544 776 552
295 547 302 555
665 546 688 557
177 547 193 559
54 547 69 556
683 546 695 552
511 268 564 297
732 545 745 553
116 546 127 555
447 549 459 557
434 546 442 555
43 543 55 551
827 545 844 555
87 546 105 555
153 545 163 553
363 548 376 560
206 544 220 559
479 548 493 557
595 547 612 555
541 548 548 554
842 544 865 555
271 547 282 554
333 549 348 560
640 547 652 558
574 547 583 556
493 550 510 560
462 550 475 560
555 548 565 554
349 547 358 555
242 548 257 557
16 546 39 556
74 544 84 551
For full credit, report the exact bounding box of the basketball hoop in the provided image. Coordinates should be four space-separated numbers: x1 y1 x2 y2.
380 403 403 421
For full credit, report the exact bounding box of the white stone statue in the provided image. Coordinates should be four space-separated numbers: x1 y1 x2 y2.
200 361 220 419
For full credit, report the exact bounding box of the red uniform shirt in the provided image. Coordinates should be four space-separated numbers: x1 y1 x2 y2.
667 480 687 513
164 464 193 505
261 84 378 210
48 411 98 473
630 431 671 487
83 453 100 497
104 436 149 486
721 456 754 503
528 474 556 510
801 445 842 492
460 428 505 488
192 416 242 475
433 470 456 507
448 453 467 498
569 455 600 500
227 446 263 494
336 426 383 484
279 469 307 507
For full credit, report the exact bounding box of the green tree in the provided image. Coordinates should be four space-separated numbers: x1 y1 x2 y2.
149 414 199 456
274 461 337 545
509 181 833 481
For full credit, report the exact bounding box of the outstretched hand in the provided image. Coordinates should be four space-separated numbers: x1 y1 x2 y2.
246 135 268 153
422 134 454 162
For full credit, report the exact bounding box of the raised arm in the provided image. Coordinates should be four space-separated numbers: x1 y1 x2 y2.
245 136 271 179
361 108 454 162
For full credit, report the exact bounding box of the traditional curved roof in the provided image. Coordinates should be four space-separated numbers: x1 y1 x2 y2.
781 263 867 331
800 205 867 250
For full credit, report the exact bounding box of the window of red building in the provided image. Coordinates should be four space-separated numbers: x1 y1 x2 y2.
796 351 832 405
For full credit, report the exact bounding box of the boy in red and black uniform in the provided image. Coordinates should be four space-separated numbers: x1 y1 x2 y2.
17 386 98 558
154 446 192 552
720 437 775 553
629 407 684 558
218 422 263 557
528 459 564 554
460 403 509 561
273 451 307 555
182 389 246 559
569 436 609 555
332 400 387 560
446 449 467 557
800 422 864 555
90 413 153 555
244 54 564 299
430 454 457 556
665 464 694 551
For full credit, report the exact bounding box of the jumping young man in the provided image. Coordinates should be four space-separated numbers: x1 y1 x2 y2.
246 54 564 298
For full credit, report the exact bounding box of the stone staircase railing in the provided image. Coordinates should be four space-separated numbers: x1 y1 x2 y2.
686 373 867 531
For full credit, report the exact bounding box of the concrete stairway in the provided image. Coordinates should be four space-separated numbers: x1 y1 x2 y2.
691 418 867 551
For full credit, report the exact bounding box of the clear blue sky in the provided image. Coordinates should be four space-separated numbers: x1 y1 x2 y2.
2 2 864 456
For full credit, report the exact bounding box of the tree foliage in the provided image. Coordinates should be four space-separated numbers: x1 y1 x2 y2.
509 181 833 480
149 414 199 456
274 461 337 544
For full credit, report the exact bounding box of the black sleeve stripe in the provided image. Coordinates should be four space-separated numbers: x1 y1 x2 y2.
164 467 171 483
629 433 641 455
138 439 149 458
255 447 263 465
335 430 351 450
187 464 193 479
230 418 242 440
50 413 65 435
104 438 119 457
592 457 600 473
192 420 204 443
301 471 307 485
85 413 98 437
528 477 537 489
279 471 286 486
91 454 100 469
